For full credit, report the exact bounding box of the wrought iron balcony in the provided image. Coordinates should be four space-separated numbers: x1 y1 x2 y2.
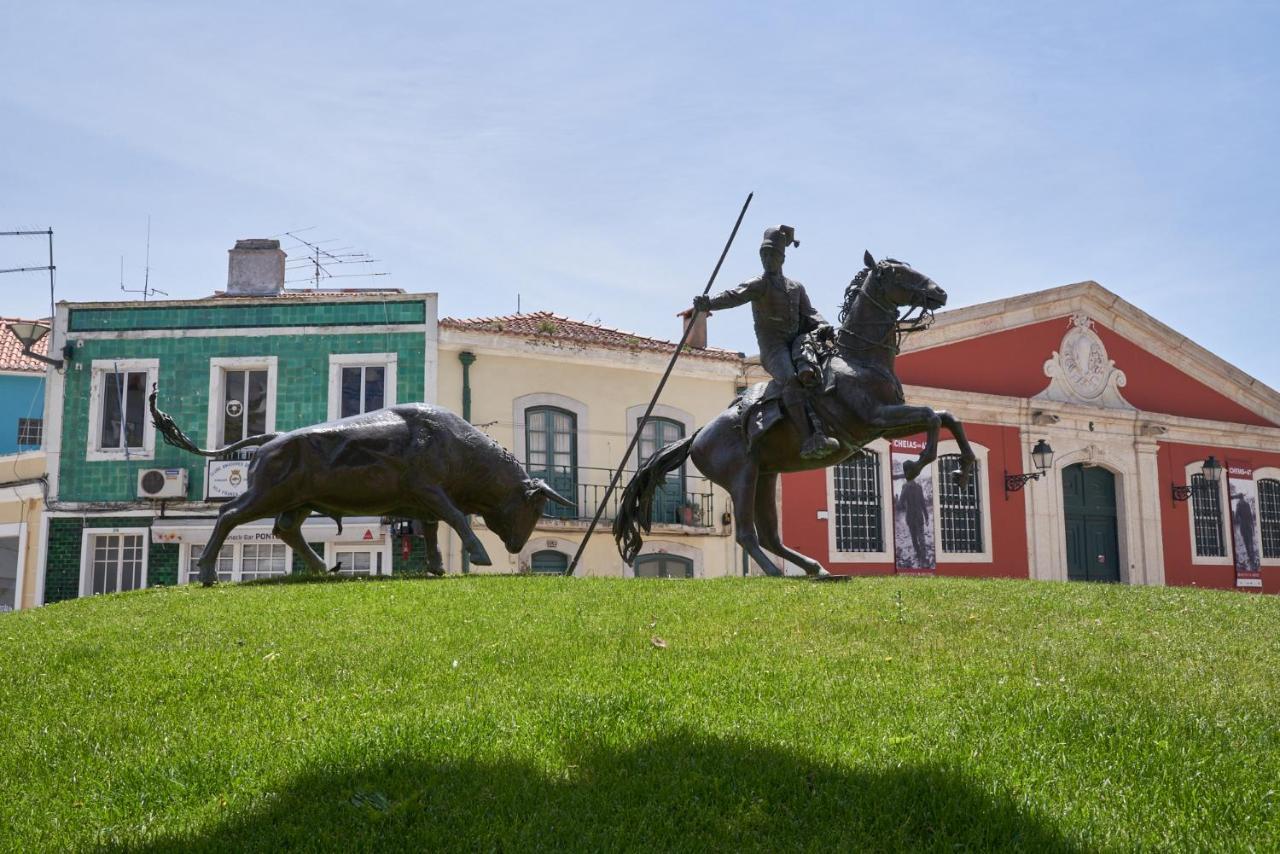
531 465 719 529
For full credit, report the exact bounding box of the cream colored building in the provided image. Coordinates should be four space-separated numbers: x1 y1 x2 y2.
438 311 750 577
1 452 45 611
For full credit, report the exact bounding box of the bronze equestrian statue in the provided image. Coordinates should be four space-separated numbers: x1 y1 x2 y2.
617 236 977 578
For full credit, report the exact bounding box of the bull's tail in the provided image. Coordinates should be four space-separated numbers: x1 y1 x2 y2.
149 387 280 458
613 432 697 564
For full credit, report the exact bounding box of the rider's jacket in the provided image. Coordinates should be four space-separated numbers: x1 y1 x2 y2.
705 272 828 377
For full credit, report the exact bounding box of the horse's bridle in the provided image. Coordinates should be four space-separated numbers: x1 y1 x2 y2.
836 264 936 356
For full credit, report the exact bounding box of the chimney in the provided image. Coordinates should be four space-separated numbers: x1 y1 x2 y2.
682 310 708 349
227 239 286 296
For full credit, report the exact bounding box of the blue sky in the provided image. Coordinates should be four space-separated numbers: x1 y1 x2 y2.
3 2 1277 390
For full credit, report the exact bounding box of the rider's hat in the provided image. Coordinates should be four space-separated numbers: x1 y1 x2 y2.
760 225 800 254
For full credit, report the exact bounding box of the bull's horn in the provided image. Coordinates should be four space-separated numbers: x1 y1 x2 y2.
535 479 576 508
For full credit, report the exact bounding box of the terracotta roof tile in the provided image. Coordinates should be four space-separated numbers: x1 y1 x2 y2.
0 318 50 373
440 311 743 363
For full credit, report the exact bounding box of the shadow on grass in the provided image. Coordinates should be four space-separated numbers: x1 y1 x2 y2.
129 734 1080 852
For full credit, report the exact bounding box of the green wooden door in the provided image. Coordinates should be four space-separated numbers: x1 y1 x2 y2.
526 407 578 519
1062 463 1120 582
637 417 686 524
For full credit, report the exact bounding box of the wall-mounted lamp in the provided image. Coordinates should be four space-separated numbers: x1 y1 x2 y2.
1171 455 1222 505
5 320 69 370
1004 439 1054 499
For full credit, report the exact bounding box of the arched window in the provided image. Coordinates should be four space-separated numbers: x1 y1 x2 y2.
1190 472 1226 557
937 453 983 554
530 550 568 574
1258 478 1280 559
637 417 686 524
634 553 694 578
525 406 578 519
833 451 883 553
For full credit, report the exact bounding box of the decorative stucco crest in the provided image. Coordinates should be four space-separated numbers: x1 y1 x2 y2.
1033 313 1134 410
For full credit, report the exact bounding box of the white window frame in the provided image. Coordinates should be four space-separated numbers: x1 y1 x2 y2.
1249 466 1280 568
826 438 893 563
207 356 278 449
324 540 393 577
0 521 28 612
181 540 293 584
1185 459 1233 566
327 353 398 421
86 358 159 461
932 441 994 563
79 528 150 597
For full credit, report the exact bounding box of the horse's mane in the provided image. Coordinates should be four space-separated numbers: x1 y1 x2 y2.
838 259 908 324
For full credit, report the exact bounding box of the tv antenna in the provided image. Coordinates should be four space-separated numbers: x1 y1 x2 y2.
278 228 389 289
0 228 56 321
120 216 168 301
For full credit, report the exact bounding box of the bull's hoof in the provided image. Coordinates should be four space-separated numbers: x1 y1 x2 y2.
426 563 445 577
467 545 493 566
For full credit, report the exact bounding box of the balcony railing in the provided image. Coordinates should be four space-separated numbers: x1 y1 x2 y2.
533 465 718 528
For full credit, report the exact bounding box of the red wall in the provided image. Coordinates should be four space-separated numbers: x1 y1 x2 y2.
779 423 1031 578
897 318 1275 427
1157 441 1280 594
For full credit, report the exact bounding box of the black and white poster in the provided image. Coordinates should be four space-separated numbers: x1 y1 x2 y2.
891 439 935 573
1228 460 1262 589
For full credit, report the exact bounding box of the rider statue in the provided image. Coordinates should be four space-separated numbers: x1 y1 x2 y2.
690 225 840 460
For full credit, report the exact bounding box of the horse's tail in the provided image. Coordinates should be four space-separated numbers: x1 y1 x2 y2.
613 432 698 564
149 386 280 458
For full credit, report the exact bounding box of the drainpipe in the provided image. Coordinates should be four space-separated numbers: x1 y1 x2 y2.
459 351 476 574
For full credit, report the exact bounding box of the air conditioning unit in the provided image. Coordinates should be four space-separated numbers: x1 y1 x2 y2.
137 468 188 500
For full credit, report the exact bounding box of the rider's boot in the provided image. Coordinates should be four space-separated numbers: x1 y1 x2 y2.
784 383 838 460
802 401 839 459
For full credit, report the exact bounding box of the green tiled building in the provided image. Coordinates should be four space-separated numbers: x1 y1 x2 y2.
37 239 438 602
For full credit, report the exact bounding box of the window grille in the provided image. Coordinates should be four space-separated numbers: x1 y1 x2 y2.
16 417 42 448
1190 473 1226 557
938 454 983 553
833 451 883 553
1259 478 1280 559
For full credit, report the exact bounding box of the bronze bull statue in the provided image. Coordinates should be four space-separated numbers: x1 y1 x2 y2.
149 390 573 585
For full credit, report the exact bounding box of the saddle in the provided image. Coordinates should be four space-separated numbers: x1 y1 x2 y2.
732 344 839 450
730 340 904 451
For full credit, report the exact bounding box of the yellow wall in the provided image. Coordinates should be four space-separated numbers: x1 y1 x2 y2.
437 335 748 577
0 452 46 610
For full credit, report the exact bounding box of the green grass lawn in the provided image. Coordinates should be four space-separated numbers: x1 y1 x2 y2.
2 575 1278 852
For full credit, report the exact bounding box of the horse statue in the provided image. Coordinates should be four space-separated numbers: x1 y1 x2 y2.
613 251 977 578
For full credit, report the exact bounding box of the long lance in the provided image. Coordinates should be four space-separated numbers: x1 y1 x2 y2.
566 192 753 576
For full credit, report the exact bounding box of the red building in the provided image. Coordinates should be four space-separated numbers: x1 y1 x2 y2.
778 281 1280 593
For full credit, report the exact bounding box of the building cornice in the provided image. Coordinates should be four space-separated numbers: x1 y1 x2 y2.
439 329 744 380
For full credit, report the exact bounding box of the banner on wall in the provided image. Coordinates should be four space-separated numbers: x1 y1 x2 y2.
1227 460 1263 589
891 439 935 573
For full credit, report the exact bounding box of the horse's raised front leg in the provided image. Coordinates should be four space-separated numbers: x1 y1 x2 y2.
871 404 941 481
754 472 828 577
937 410 977 490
